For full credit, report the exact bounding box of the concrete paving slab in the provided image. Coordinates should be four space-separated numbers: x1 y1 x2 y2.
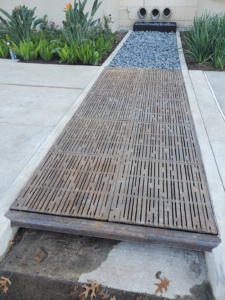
0 123 53 158
205 72 225 117
185 70 225 300
0 123 53 198
189 71 225 142
0 63 101 89
0 84 82 126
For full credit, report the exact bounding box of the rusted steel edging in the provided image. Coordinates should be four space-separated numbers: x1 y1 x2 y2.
6 210 221 252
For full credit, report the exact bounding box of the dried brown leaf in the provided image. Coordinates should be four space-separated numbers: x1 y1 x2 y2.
8 238 14 248
99 290 109 299
154 276 170 295
110 297 116 300
34 252 45 261
80 280 99 299
0 277 11 293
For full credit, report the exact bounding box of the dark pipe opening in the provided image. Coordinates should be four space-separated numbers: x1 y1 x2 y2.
163 8 171 18
138 7 147 19
152 9 160 17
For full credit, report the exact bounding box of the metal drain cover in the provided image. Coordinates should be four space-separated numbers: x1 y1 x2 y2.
7 67 220 251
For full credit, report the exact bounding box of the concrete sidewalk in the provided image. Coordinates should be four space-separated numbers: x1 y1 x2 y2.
0 59 101 257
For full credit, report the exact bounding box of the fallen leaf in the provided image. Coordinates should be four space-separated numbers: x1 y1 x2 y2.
99 290 109 299
0 277 11 293
70 285 79 295
34 252 45 261
110 297 116 300
8 238 14 248
80 280 99 299
154 276 170 295
155 271 161 279
62 245 66 248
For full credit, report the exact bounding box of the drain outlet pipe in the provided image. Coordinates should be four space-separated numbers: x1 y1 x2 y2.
163 8 171 18
138 7 147 19
151 8 160 20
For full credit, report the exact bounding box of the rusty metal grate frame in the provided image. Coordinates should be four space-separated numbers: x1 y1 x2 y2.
8 67 218 241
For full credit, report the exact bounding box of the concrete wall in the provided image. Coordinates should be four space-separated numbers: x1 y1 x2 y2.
1 0 225 31
119 0 198 28
197 0 225 16
0 0 120 32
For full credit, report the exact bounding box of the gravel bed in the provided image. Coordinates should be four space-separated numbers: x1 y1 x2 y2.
110 31 181 69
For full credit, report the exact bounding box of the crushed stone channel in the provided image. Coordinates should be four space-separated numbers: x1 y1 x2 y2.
110 31 180 69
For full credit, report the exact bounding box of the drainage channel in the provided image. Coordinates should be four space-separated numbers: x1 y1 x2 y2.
6 67 220 251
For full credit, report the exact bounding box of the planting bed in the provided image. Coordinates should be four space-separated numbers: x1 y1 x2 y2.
15 32 127 66
180 32 225 72
110 31 180 69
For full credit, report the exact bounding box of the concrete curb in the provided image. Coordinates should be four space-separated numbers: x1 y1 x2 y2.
176 31 188 71
0 30 131 258
182 70 225 300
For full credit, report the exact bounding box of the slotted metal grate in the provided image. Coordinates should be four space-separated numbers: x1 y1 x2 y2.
12 153 120 220
10 67 218 236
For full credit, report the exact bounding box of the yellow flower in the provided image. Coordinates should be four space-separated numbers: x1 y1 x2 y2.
66 3 72 10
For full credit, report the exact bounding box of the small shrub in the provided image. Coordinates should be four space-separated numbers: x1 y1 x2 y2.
12 40 40 61
39 39 58 61
0 42 10 58
57 44 78 64
56 36 112 65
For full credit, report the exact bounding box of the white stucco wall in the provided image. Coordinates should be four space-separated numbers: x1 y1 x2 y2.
0 0 120 32
1 0 225 31
197 0 225 15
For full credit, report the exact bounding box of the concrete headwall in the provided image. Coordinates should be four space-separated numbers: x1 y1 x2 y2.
119 0 198 28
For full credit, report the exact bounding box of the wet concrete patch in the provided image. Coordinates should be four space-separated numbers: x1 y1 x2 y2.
0 229 118 282
182 281 215 300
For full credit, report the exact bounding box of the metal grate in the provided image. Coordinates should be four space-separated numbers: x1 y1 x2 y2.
11 153 120 220
109 158 217 233
10 67 218 236
52 119 128 156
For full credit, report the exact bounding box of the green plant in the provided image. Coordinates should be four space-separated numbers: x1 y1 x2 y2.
39 39 58 61
59 0 102 46
0 6 46 46
56 36 112 65
182 11 225 68
12 40 39 61
211 41 225 69
57 43 78 64
0 41 10 58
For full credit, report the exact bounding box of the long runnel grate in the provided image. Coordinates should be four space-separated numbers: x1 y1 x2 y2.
10 67 218 235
